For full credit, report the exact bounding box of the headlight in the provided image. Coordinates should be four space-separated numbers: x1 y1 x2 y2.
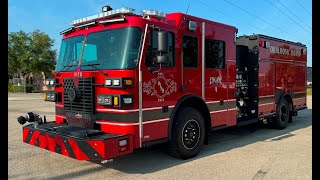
50 80 55 85
50 94 55 101
123 97 132 104
44 92 60 102
98 94 133 107
120 95 133 107
45 80 50 85
97 95 113 106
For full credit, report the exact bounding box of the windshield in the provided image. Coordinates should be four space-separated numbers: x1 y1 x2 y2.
55 35 84 71
55 27 142 72
81 27 142 70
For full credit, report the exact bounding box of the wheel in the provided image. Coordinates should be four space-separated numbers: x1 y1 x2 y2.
168 107 205 159
274 99 289 129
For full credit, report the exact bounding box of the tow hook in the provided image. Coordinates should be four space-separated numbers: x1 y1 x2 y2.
17 112 47 127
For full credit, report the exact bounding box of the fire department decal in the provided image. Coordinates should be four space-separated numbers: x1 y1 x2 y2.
209 76 222 85
143 73 177 102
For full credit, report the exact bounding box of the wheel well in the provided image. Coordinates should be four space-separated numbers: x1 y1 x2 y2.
169 95 211 144
280 93 293 112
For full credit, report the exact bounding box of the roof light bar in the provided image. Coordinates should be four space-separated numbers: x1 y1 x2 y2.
102 5 113 12
72 7 134 26
142 10 166 20
59 27 75 35
99 17 126 24
74 21 97 29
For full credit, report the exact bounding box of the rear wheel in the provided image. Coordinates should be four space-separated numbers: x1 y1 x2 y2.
168 107 205 159
274 99 289 129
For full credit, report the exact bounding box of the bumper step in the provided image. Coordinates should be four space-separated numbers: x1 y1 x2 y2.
23 122 133 160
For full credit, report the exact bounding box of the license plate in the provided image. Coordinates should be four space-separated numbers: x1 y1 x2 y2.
65 112 95 128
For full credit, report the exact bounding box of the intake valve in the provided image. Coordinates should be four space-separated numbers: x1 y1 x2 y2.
17 112 44 125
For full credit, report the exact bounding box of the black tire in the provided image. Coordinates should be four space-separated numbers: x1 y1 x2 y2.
168 107 205 159
274 99 289 129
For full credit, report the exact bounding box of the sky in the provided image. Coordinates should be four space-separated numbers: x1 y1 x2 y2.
8 0 312 67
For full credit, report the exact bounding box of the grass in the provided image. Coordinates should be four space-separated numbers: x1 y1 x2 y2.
307 88 312 95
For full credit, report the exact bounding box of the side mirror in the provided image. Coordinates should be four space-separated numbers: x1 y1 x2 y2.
155 31 169 64
156 55 168 64
157 31 168 53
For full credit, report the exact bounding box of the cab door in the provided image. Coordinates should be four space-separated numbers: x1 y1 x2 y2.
204 38 229 127
140 28 178 142
181 34 202 96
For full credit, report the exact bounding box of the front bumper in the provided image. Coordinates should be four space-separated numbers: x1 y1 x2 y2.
22 122 133 160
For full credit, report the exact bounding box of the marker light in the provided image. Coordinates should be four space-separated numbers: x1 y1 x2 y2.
124 79 133 86
113 79 120 86
105 79 112 86
50 80 55 85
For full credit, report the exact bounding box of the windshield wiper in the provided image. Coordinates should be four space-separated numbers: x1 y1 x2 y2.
56 64 77 77
81 63 108 76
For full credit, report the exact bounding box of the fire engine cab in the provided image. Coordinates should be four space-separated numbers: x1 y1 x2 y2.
17 5 307 161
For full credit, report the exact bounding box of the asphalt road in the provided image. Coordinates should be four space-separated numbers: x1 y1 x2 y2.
8 93 312 180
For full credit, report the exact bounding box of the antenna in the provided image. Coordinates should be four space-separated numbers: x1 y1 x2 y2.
186 0 191 15
178 0 191 30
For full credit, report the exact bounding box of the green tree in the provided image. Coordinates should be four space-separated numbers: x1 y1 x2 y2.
8 30 57 82
8 30 31 79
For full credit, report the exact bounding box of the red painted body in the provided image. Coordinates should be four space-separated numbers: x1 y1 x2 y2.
257 36 307 116
22 9 307 160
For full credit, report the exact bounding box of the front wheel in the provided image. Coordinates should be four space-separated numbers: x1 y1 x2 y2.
168 107 205 159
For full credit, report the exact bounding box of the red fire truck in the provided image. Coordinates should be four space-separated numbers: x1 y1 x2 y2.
17 6 307 161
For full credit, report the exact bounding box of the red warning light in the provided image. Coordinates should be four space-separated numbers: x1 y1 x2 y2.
259 41 263 47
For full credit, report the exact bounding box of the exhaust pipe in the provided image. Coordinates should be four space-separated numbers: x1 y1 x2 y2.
17 112 46 125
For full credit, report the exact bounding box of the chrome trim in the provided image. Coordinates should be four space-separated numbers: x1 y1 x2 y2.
74 21 97 29
202 22 205 100
99 18 126 24
138 23 149 147
59 27 75 35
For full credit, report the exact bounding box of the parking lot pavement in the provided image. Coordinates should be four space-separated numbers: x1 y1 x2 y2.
8 94 312 180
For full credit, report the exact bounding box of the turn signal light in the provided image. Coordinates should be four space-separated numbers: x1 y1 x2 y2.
119 146 127 152
113 96 119 106
124 79 133 86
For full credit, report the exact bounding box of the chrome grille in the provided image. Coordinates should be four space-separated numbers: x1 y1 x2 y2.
63 78 94 114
